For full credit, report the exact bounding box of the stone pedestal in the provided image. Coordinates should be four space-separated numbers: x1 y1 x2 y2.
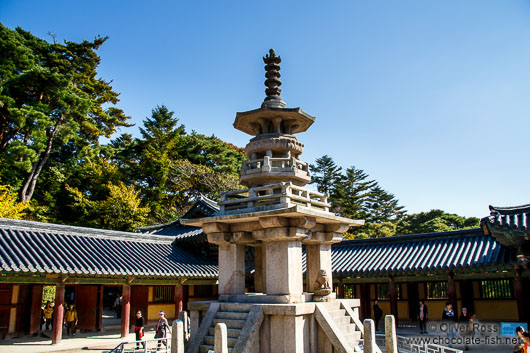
306 243 332 294
218 243 246 295
264 240 303 296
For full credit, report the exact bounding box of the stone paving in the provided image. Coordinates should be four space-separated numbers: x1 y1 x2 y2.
0 327 162 353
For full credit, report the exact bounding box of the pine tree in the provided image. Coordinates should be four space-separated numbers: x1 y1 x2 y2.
333 166 377 218
365 185 406 223
309 155 343 196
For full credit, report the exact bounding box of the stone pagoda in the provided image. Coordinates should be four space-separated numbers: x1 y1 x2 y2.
183 50 365 353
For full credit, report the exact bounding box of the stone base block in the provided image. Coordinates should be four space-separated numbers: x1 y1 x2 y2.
313 293 337 302
218 292 314 304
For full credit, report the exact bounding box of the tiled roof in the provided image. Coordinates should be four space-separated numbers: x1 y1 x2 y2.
481 204 530 231
138 196 218 242
0 218 217 278
324 228 516 277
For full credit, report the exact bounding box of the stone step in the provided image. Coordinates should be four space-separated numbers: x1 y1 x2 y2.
339 323 356 335
212 318 246 329
203 335 238 347
208 327 242 338
200 344 232 353
215 311 249 320
220 303 254 312
328 309 347 320
321 300 341 311
332 315 351 326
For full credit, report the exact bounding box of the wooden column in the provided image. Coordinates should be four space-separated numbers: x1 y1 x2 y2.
183 285 189 311
389 277 398 324
337 279 344 299
448 273 457 314
52 284 65 345
95 285 103 331
514 271 525 321
8 284 19 335
175 284 183 319
360 283 371 319
29 285 43 335
121 285 131 338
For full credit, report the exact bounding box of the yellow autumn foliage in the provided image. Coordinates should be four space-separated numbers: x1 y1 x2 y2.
0 185 28 219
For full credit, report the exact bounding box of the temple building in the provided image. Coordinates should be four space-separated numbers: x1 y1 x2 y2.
0 47 528 349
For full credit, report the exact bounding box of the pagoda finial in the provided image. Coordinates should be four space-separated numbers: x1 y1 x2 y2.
262 49 286 108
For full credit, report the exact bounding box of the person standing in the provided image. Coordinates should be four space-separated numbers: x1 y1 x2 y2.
155 311 171 351
521 332 530 353
515 326 526 353
418 300 428 334
43 301 54 331
114 295 122 319
64 304 78 336
373 300 383 332
458 307 472 351
442 302 456 346
134 311 146 349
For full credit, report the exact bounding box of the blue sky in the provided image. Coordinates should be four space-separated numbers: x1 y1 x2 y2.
2 1 530 218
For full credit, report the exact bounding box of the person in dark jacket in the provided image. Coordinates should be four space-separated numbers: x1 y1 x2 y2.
458 307 472 351
442 302 456 345
134 311 145 349
373 300 383 332
418 300 428 334
155 311 171 351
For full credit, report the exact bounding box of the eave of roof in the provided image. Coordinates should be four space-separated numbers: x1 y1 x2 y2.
0 218 217 279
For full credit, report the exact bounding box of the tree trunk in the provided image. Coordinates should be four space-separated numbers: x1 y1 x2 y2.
19 117 63 202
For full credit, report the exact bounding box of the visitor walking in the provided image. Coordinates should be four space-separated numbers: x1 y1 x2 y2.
373 300 383 332
43 301 54 331
64 304 78 336
155 311 171 351
134 311 146 349
418 300 428 334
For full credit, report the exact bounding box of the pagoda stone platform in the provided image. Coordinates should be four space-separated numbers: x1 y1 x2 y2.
182 49 365 353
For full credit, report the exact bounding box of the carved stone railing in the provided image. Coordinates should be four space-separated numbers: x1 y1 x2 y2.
219 182 329 214
241 156 309 175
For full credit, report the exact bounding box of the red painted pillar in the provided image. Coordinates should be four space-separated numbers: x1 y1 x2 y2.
448 273 457 314
389 277 398 324
29 285 43 335
174 285 183 319
52 284 65 344
514 272 525 321
337 279 344 299
121 285 131 338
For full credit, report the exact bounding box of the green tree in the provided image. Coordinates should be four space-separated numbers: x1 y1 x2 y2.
136 105 186 222
396 209 480 235
346 221 397 239
365 185 406 223
178 132 245 175
167 159 240 216
309 155 343 196
0 24 130 202
333 166 376 219
67 180 149 231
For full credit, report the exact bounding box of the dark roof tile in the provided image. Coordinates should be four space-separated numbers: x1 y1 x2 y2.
0 218 217 279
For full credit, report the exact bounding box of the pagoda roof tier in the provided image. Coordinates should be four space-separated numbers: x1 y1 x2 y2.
181 205 363 228
234 106 315 136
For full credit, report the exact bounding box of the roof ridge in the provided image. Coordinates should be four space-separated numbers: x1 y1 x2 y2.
0 218 174 243
489 204 530 215
337 228 484 246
